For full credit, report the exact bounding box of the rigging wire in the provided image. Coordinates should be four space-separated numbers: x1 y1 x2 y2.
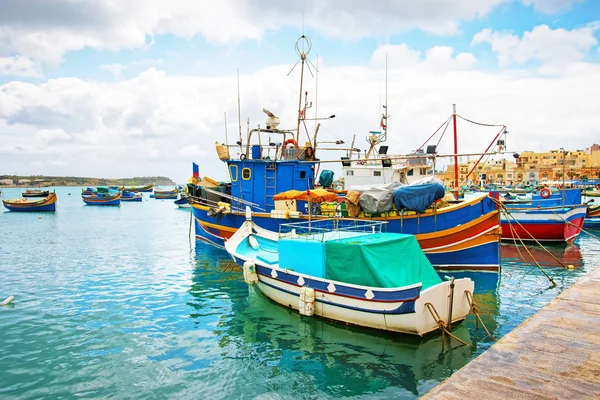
412 115 453 154
457 114 505 128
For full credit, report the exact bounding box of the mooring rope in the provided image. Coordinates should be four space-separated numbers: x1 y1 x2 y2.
549 209 600 241
490 198 557 285
424 302 468 346
464 290 495 339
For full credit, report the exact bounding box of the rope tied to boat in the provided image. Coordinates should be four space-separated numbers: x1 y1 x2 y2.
548 208 600 242
464 290 495 340
490 197 557 286
424 302 468 346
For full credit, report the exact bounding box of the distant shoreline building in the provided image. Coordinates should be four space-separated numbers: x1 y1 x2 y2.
441 144 600 187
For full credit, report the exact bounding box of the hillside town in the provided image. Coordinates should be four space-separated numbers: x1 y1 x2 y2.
440 144 600 187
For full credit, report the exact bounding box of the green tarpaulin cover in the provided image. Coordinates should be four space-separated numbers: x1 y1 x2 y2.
325 233 442 290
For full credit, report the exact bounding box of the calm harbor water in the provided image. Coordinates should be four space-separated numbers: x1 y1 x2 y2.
1 186 599 399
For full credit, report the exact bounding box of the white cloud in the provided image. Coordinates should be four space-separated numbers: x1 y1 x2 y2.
0 0 511 70
1 42 599 182
472 24 599 71
520 0 584 13
101 59 165 79
371 44 477 72
100 64 128 80
0 55 42 78
34 128 72 144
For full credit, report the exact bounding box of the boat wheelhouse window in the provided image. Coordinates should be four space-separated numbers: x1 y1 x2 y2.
420 168 427 175
373 171 381 177
229 165 238 181
407 169 414 176
299 171 306 179
242 168 251 180
347 170 354 176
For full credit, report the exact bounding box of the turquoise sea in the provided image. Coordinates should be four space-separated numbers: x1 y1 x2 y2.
1 186 599 399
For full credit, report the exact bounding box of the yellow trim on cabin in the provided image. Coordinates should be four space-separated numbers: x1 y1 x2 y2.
229 165 238 182
242 168 251 180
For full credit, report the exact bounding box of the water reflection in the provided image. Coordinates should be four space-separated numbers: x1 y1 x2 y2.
187 245 482 398
184 235 598 398
501 242 583 268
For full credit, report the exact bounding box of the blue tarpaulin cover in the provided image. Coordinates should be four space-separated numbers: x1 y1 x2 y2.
392 183 445 213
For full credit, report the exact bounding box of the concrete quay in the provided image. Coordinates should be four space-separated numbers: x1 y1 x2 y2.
422 265 600 400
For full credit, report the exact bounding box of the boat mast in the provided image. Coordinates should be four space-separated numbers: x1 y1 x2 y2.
453 104 459 199
384 52 388 143
562 148 566 207
294 36 311 144
237 69 242 145
365 54 388 160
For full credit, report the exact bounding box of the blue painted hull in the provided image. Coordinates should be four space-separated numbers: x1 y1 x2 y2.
583 218 600 229
191 194 501 271
3 202 56 212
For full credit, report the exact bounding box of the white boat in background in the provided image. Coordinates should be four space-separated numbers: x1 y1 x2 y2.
225 209 474 336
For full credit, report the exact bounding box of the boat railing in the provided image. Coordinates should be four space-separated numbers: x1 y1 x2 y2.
278 219 387 241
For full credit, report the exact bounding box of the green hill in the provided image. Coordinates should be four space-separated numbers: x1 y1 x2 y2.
0 175 176 187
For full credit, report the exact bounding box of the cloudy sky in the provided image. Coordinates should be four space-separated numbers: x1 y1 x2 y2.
1 0 599 182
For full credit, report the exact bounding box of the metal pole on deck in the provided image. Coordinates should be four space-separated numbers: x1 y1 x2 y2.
453 104 459 199
561 148 566 208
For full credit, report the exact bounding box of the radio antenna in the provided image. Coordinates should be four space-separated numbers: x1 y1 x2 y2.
237 68 242 143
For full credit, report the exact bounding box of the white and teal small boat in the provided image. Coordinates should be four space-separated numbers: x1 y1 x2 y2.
225 209 475 336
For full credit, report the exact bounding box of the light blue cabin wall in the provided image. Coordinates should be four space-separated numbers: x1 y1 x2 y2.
278 239 326 278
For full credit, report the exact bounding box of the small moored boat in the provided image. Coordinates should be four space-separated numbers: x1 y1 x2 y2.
499 189 587 243
174 195 190 208
22 188 50 197
587 203 600 218
123 184 153 193
82 192 121 206
583 218 600 230
3 192 57 212
154 188 179 199
121 191 143 202
225 211 474 336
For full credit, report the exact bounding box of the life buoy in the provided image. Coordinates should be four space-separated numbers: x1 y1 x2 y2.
540 187 551 199
283 139 297 148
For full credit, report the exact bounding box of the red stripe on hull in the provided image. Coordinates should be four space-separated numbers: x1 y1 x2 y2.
501 217 584 242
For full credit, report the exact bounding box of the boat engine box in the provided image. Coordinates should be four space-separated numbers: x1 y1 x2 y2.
275 199 297 211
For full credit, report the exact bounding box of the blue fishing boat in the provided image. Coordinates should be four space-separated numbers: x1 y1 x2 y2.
121 191 143 202
174 196 190 208
81 187 97 196
3 192 57 212
583 218 600 230
82 192 121 206
225 212 474 336
189 35 501 272
499 189 586 243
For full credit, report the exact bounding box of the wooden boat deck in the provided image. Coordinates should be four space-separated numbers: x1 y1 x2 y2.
422 264 600 400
